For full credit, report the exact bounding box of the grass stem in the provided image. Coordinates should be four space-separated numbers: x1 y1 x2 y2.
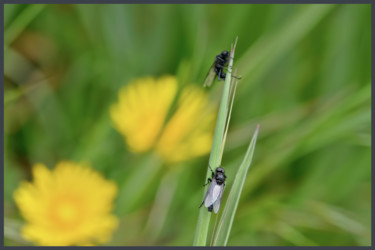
193 37 238 246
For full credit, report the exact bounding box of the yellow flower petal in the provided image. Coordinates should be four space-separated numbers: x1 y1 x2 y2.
13 161 118 246
110 75 216 163
110 76 177 152
155 85 216 163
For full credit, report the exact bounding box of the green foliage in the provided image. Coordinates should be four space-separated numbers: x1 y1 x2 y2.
194 39 240 246
213 125 259 246
4 4 371 246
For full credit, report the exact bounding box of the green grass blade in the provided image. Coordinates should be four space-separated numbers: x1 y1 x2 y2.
115 154 163 215
193 38 238 246
4 4 46 50
213 125 260 246
220 69 238 157
237 5 335 88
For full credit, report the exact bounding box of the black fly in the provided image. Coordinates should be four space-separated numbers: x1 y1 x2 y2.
203 50 241 88
199 166 226 213
203 51 230 88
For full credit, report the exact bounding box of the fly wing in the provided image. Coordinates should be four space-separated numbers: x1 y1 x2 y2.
203 63 216 87
204 178 222 207
213 183 225 214
201 180 213 206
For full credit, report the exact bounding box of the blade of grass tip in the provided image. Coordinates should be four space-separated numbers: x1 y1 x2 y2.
193 37 238 246
213 125 260 246
220 69 238 157
220 37 238 149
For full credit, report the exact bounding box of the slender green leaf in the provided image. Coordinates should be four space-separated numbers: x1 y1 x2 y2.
115 154 163 215
213 125 260 246
4 4 46 50
237 5 335 90
193 38 238 246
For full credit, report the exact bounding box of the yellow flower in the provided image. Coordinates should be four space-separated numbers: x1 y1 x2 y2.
110 76 177 152
155 86 216 163
110 76 216 163
13 161 118 246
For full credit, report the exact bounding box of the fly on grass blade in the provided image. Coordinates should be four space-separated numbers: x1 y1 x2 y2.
199 166 226 213
203 51 230 87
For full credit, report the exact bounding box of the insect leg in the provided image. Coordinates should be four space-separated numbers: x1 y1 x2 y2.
220 72 226 80
208 164 215 175
216 55 225 62
218 71 226 81
203 178 212 186
221 66 241 80
199 200 204 208
217 68 223 81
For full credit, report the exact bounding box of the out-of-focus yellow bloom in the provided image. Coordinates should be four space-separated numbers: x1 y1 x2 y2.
155 86 216 163
110 76 177 152
13 161 118 246
110 76 216 163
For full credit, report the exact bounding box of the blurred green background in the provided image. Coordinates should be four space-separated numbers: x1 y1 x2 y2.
4 4 371 246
